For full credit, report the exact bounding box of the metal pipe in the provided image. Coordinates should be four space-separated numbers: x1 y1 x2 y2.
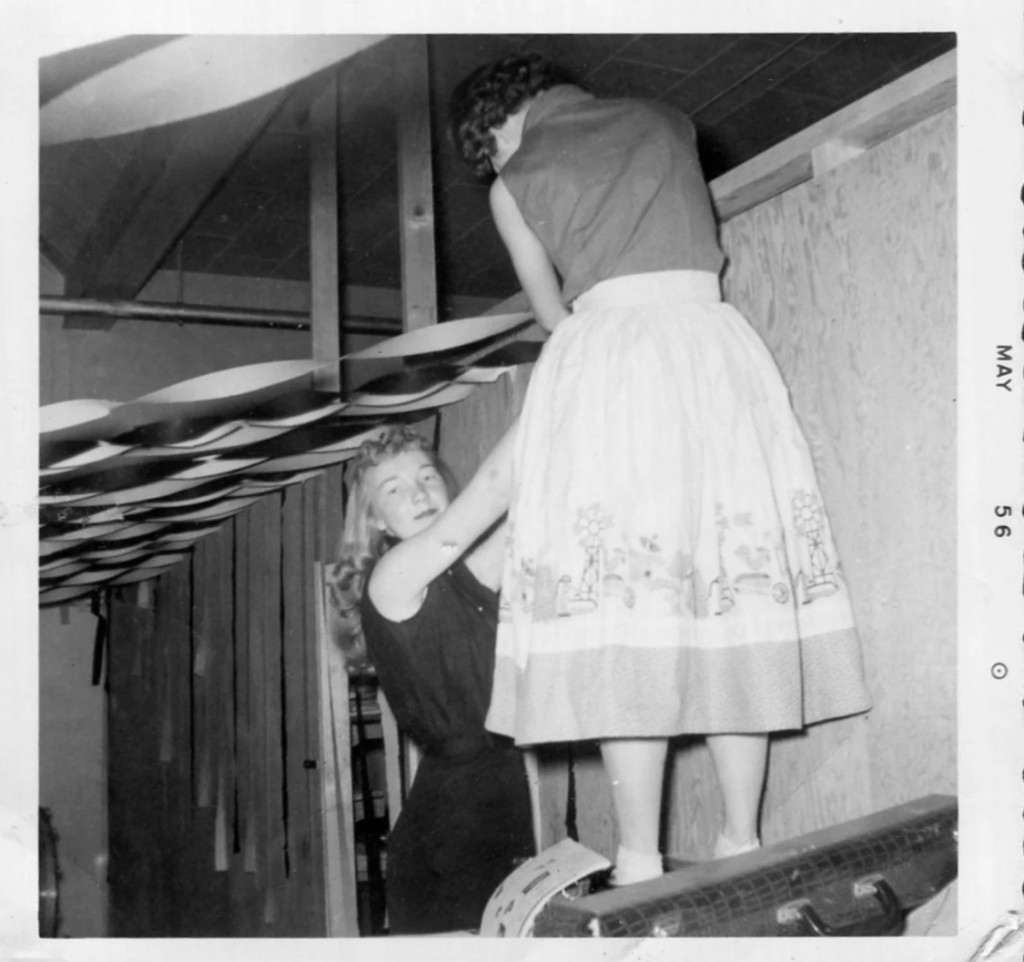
39 295 403 336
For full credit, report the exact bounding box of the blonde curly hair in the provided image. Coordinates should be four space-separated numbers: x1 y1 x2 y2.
325 424 457 674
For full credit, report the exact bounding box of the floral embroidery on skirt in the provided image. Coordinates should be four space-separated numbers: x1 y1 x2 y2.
485 271 871 745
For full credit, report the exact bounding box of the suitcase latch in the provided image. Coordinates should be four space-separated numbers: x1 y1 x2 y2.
777 875 904 937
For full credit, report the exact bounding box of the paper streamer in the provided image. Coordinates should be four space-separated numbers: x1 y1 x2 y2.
41 441 135 473
345 312 533 361
40 585 98 606
36 317 542 598
40 523 131 542
40 399 122 438
41 35 386 145
140 496 264 525
343 381 477 417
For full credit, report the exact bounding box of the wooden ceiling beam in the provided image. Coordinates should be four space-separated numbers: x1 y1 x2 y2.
711 49 956 222
62 87 290 330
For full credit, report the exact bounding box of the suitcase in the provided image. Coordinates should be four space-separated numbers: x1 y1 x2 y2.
533 794 957 938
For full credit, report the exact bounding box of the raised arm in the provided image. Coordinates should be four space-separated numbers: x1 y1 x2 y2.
368 419 519 621
489 177 570 333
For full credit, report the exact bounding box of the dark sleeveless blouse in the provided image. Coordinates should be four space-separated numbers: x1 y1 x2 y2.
499 84 725 303
361 560 502 755
359 560 535 934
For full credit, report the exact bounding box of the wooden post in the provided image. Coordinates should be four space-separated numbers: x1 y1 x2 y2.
315 564 360 937
310 75 343 391
381 34 440 820
308 75 357 935
395 35 438 334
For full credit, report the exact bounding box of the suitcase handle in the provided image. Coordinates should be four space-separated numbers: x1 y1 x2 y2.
777 876 904 937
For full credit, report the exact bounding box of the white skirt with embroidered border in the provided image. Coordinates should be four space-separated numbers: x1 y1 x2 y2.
485 270 872 745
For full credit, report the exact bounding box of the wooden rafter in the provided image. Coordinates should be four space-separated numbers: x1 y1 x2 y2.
711 50 956 222
62 87 290 329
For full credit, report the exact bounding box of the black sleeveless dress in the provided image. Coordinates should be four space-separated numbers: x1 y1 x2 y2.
360 560 536 935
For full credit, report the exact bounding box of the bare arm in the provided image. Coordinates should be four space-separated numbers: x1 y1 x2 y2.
367 419 518 621
463 519 508 592
490 177 570 333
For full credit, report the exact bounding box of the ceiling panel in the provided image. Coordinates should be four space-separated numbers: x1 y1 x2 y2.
40 33 956 309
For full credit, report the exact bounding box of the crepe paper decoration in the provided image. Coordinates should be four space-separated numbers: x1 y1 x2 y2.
40 398 122 438
145 481 245 509
139 496 264 525
39 559 92 578
345 312 533 361
41 440 135 473
54 552 191 588
40 585 98 607
141 359 325 406
40 451 158 489
79 545 157 563
42 35 386 145
222 420 384 463
169 457 266 482
466 339 546 368
244 424 391 469
111 415 237 448
343 382 477 417
343 386 451 409
106 567 178 587
70 476 222 508
41 540 80 558
39 504 133 527
87 523 170 543
240 388 343 423
40 522 132 542
119 551 190 572
39 489 100 506
353 364 464 398
247 400 348 429
40 438 96 469
58 568 132 586
158 526 223 544
93 362 329 439
242 451 360 476
41 452 188 496
234 469 324 491
144 532 223 554
127 423 289 458
454 366 517 385
113 414 242 449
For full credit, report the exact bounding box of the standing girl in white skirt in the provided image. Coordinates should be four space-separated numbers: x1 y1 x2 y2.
448 53 872 885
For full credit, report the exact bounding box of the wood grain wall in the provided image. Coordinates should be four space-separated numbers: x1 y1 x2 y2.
438 107 957 863
668 106 958 857
106 470 343 936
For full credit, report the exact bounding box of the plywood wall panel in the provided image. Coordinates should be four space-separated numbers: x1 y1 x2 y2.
437 367 532 487
106 491 331 936
301 479 327 936
663 741 722 860
162 557 198 934
719 108 957 828
260 493 288 929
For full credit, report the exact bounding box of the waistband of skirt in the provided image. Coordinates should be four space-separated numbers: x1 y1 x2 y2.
574 270 722 311
423 731 514 758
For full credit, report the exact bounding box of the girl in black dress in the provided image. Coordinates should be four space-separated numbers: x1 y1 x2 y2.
327 424 534 935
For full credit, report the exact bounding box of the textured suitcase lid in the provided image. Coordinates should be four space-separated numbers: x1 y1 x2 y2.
535 794 957 938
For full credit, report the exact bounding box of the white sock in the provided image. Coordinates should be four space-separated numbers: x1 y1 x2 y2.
610 845 664 886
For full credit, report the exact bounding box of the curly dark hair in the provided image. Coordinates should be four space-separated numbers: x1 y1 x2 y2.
448 52 578 182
